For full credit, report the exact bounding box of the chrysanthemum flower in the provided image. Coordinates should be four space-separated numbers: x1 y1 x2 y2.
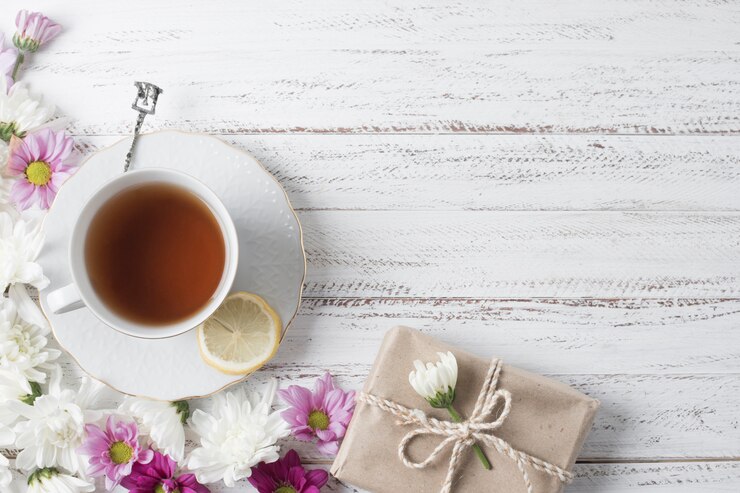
0 212 51 329
0 423 13 489
13 11 61 53
118 397 188 462
26 467 94 493
120 450 209 493
0 34 17 91
0 80 54 167
6 128 76 210
9 367 103 476
0 368 36 429
278 373 355 456
79 416 154 490
408 351 458 408
409 351 491 470
186 380 289 487
0 297 59 384
248 449 329 493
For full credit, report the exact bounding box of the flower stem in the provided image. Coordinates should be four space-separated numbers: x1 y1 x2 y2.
446 405 492 470
11 52 24 81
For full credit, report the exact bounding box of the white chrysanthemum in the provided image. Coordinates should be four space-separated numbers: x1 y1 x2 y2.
0 213 47 289
0 212 50 329
0 176 13 215
0 452 11 489
0 368 34 427
118 397 188 462
409 351 459 406
26 468 94 493
0 420 14 489
0 297 59 383
0 78 54 166
9 366 103 476
186 380 290 487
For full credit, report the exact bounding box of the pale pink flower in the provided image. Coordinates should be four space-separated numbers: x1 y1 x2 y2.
6 128 77 210
79 416 154 491
278 373 355 456
0 34 18 91
13 10 61 53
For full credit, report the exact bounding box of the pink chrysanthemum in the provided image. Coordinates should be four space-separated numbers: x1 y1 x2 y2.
120 450 209 493
13 10 61 53
6 128 77 210
79 416 154 490
278 373 355 456
248 449 328 493
0 33 17 91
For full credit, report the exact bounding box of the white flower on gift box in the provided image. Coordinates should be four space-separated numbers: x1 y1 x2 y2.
9 366 104 476
409 351 459 408
0 79 55 166
0 297 59 384
186 380 290 487
26 467 94 493
118 397 189 462
408 351 492 470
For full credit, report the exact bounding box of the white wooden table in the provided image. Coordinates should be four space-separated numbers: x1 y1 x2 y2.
4 1 740 491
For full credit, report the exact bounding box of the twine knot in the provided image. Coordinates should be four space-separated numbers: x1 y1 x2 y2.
358 358 574 493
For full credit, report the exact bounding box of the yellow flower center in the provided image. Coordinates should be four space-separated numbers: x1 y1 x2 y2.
25 161 52 186
307 410 330 431
275 486 297 493
154 485 179 493
109 441 133 464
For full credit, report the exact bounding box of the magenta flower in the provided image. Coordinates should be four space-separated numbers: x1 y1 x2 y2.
79 416 154 490
120 450 209 493
6 128 77 210
278 373 355 456
13 10 61 53
248 449 328 493
0 33 18 90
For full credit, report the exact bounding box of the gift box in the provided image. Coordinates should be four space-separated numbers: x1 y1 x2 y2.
331 326 599 493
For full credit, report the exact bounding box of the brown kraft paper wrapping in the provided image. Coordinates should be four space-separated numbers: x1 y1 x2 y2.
331 326 599 493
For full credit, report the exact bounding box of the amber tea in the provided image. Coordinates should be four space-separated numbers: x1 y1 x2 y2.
84 182 226 326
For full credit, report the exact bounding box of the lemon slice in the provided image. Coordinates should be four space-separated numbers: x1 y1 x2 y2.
197 292 281 374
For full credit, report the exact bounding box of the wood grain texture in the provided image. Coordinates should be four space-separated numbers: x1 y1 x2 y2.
26 340 736 461
2 0 738 490
7 460 739 493
274 297 740 375
73 134 740 211
299 211 740 298
3 0 740 134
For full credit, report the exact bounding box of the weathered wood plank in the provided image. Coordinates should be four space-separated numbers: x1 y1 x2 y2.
279 298 740 375
72 134 740 211
298 211 740 298
32 348 737 461
7 460 738 492
283 461 740 493
5 0 739 134
325 461 740 493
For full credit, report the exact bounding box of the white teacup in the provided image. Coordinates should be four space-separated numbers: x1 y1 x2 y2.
46 168 239 339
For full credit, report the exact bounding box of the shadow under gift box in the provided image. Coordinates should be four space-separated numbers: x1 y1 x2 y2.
332 326 599 493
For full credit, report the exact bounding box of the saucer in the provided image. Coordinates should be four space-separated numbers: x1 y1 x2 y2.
37 131 306 400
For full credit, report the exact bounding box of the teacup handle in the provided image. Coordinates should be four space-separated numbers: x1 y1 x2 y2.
46 283 85 314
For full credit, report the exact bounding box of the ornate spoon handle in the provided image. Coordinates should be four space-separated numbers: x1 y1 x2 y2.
124 81 163 172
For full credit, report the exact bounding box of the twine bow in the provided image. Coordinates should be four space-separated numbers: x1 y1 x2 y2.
358 358 573 493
